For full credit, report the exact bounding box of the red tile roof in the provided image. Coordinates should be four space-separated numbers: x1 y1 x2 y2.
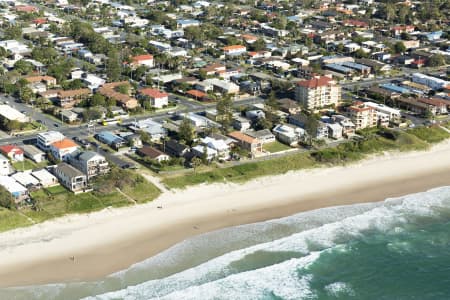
297 76 334 88
51 138 78 150
186 89 207 98
0 145 24 155
132 54 153 62
139 88 168 99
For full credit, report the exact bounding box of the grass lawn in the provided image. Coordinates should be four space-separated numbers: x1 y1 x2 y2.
0 208 33 232
263 141 292 153
407 126 450 144
12 159 48 171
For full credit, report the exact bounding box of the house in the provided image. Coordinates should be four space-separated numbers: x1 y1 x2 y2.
138 146 170 162
22 145 45 163
31 169 59 188
139 88 169 108
200 137 230 160
327 123 343 139
69 151 110 180
0 154 11 176
272 124 305 146
56 89 91 109
192 145 218 161
98 82 139 110
60 110 78 123
295 75 341 110
0 176 28 203
163 140 190 157
11 172 40 189
130 119 166 142
0 145 24 162
233 116 251 132
176 19 200 29
53 163 88 193
222 45 247 56
36 131 66 151
95 131 126 149
130 54 154 68
245 129 276 144
25 75 57 87
332 115 356 137
227 131 262 154
50 138 79 161
277 99 301 115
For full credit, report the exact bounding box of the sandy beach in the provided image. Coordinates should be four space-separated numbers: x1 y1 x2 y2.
1 141 450 288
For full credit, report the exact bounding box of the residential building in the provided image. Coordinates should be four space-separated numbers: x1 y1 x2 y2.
49 138 79 161
53 163 87 193
222 45 247 56
137 146 170 162
0 176 28 203
200 137 230 160
130 54 154 68
227 131 262 154
95 131 126 149
139 88 169 108
192 145 218 161
11 172 40 189
0 145 24 162
31 169 59 188
272 124 305 145
347 102 377 130
36 131 65 151
163 140 190 157
232 116 251 132
245 129 276 144
0 154 11 176
98 82 139 110
295 76 341 110
364 102 402 122
22 145 45 163
56 89 91 108
69 151 110 180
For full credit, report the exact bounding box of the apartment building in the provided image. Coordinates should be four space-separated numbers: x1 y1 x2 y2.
295 76 341 110
69 151 110 180
347 102 377 130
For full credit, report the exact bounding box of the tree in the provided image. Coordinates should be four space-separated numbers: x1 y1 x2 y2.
0 185 13 209
304 114 318 146
116 84 129 95
191 157 202 172
178 118 195 145
266 91 279 110
250 38 266 51
90 94 106 107
13 60 33 75
393 42 406 54
19 86 33 104
106 48 121 82
216 95 234 131
4 25 22 40
427 54 446 67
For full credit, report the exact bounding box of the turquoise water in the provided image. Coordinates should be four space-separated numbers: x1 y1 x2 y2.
3 187 450 299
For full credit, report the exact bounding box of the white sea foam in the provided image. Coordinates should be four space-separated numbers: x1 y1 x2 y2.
325 282 355 297
85 187 450 300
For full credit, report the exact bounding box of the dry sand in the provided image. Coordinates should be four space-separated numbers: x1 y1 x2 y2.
1 141 450 287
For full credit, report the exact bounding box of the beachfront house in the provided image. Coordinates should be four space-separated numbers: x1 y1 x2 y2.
53 163 88 193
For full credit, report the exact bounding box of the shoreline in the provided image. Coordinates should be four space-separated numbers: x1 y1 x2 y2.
1 142 450 287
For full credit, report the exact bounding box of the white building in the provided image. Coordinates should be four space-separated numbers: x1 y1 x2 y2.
0 154 11 176
0 105 29 123
37 131 65 151
295 76 341 110
31 169 59 187
365 102 401 122
11 171 40 188
412 73 449 90
49 138 79 161
0 176 28 203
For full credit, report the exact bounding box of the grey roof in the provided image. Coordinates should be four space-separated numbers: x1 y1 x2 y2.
245 129 275 139
22 144 44 156
56 162 85 178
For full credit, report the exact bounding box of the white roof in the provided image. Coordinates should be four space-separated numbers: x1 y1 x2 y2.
31 169 58 183
12 171 40 186
365 102 401 115
0 105 28 122
202 137 228 151
38 131 65 143
0 176 27 194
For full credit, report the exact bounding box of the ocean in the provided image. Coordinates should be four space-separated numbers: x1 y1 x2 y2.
3 186 450 300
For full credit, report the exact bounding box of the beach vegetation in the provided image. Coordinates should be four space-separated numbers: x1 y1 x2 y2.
162 127 441 189
263 141 292 153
